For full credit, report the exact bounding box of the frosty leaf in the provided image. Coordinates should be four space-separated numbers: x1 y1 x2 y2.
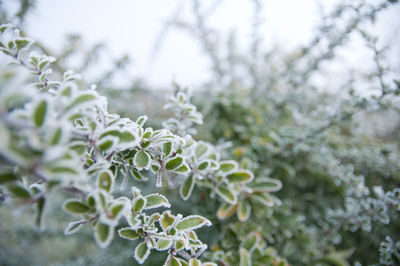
239 248 251 266
162 141 173 157
130 169 148 181
134 150 151 169
98 136 117 152
202 263 218 266
160 211 175 230
118 227 140 240
180 174 195 200
237 200 251 222
175 239 185 250
197 160 209 171
216 186 237 204
97 170 113 192
63 200 90 214
65 92 97 112
174 163 190 173
217 202 238 220
195 143 208 159
109 201 127 219
241 232 260 253
165 156 184 170
167 256 182 266
219 160 238 174
156 238 172 251
95 222 114 248
249 193 275 207
32 99 48 127
14 38 33 51
189 259 201 266
145 193 170 209
64 221 84 235
248 177 282 193
133 196 146 213
134 241 151 264
175 215 211 231
136 115 148 126
227 170 254 183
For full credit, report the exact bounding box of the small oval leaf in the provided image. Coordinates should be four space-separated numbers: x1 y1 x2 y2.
63 200 90 214
134 150 150 169
175 215 211 231
118 227 140 240
134 241 151 264
216 186 237 204
237 200 251 222
165 156 184 170
180 175 195 200
145 193 171 209
227 170 254 183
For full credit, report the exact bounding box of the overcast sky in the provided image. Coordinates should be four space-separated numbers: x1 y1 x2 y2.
4 0 400 89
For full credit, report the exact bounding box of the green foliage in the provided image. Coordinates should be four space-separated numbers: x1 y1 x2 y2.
1 0 400 265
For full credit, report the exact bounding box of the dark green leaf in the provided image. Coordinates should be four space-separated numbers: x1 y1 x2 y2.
180 175 195 200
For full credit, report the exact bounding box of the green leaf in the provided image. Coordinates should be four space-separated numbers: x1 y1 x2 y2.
237 200 251 222
219 160 238 173
249 193 276 207
118 227 140 240
241 232 260 253
6 183 31 199
97 170 113 192
49 127 63 145
98 137 117 152
14 38 33 51
217 202 237 220
156 239 172 251
136 115 148 126
32 99 48 127
160 211 175 230
227 170 254 183
174 163 190 173
195 143 208 158
134 150 150 169
110 202 126 219
165 156 184 170
189 258 201 266
239 248 251 266
133 196 146 213
63 200 90 214
162 141 172 157
134 241 150 264
168 256 182 266
178 258 189 266
95 222 114 248
65 92 97 112
176 215 211 231
118 130 137 143
248 177 282 193
216 186 237 204
0 170 17 184
64 221 84 235
145 193 170 209
180 175 195 200
197 160 209 171
130 169 148 181
175 239 185 250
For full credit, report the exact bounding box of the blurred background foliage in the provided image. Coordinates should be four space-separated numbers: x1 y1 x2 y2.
1 0 400 265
